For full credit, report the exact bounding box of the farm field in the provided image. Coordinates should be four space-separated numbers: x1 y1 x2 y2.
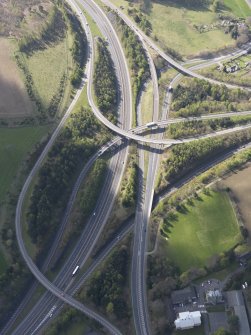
112 0 251 58
0 126 50 203
165 191 241 271
217 163 251 233
24 37 71 110
0 38 33 118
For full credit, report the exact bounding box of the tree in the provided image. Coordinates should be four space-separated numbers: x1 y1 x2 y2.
228 315 239 334
212 328 231 335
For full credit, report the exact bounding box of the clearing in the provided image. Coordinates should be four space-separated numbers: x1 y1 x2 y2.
0 38 33 118
165 191 241 271
217 163 251 233
0 126 50 203
24 37 71 110
112 0 251 58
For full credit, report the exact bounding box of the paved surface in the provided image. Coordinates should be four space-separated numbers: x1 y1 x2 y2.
226 291 251 335
208 312 228 334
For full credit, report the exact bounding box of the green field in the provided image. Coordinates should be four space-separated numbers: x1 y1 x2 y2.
0 126 50 203
224 0 251 17
112 0 251 57
25 37 71 109
141 82 153 124
165 191 241 271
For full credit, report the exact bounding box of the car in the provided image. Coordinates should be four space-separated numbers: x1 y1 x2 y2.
93 212 96 216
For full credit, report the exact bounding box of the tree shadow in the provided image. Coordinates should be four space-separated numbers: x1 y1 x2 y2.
152 0 210 12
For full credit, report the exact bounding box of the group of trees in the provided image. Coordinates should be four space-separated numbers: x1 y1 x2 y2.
18 5 66 54
148 254 180 334
87 247 129 319
94 39 117 122
121 156 138 208
168 116 251 139
172 79 251 117
127 8 152 35
116 15 150 100
27 107 110 257
162 130 251 182
66 8 87 88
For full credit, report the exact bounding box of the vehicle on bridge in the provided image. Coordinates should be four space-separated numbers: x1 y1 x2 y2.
146 122 158 129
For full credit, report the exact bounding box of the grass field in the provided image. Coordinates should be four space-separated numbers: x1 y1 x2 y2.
0 126 50 203
0 38 33 118
25 38 70 109
165 191 241 271
141 81 153 124
112 0 251 57
224 0 251 17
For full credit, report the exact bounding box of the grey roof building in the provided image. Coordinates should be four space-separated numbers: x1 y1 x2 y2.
171 286 197 306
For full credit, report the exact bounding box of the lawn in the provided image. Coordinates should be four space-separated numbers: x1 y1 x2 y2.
112 0 251 57
0 126 50 203
165 191 241 271
24 37 71 109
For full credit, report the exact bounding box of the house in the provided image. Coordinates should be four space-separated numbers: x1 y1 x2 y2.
175 311 201 330
171 286 197 306
206 290 223 305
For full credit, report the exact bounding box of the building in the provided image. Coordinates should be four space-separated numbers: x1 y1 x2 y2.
171 286 197 306
206 290 223 305
175 311 201 330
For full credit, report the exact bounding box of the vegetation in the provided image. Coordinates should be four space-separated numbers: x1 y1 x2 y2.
120 154 138 208
148 253 179 334
171 79 251 117
0 126 50 203
26 107 110 258
86 247 129 319
167 116 251 139
161 191 241 271
114 12 150 102
94 38 117 121
160 130 251 185
18 5 66 54
200 54 251 88
114 0 251 58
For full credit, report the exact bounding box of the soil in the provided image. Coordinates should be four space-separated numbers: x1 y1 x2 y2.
217 163 251 232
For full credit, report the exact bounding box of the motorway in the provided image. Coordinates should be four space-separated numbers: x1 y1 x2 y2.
10 0 134 333
9 0 251 334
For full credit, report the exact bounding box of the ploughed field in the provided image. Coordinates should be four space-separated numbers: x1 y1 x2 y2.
218 163 251 233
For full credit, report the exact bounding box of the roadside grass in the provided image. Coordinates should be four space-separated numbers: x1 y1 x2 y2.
112 0 239 58
77 1 103 38
141 82 153 124
23 38 70 109
0 126 50 204
223 0 251 17
165 191 241 272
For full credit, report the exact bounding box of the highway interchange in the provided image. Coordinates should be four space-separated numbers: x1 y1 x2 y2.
3 0 251 334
